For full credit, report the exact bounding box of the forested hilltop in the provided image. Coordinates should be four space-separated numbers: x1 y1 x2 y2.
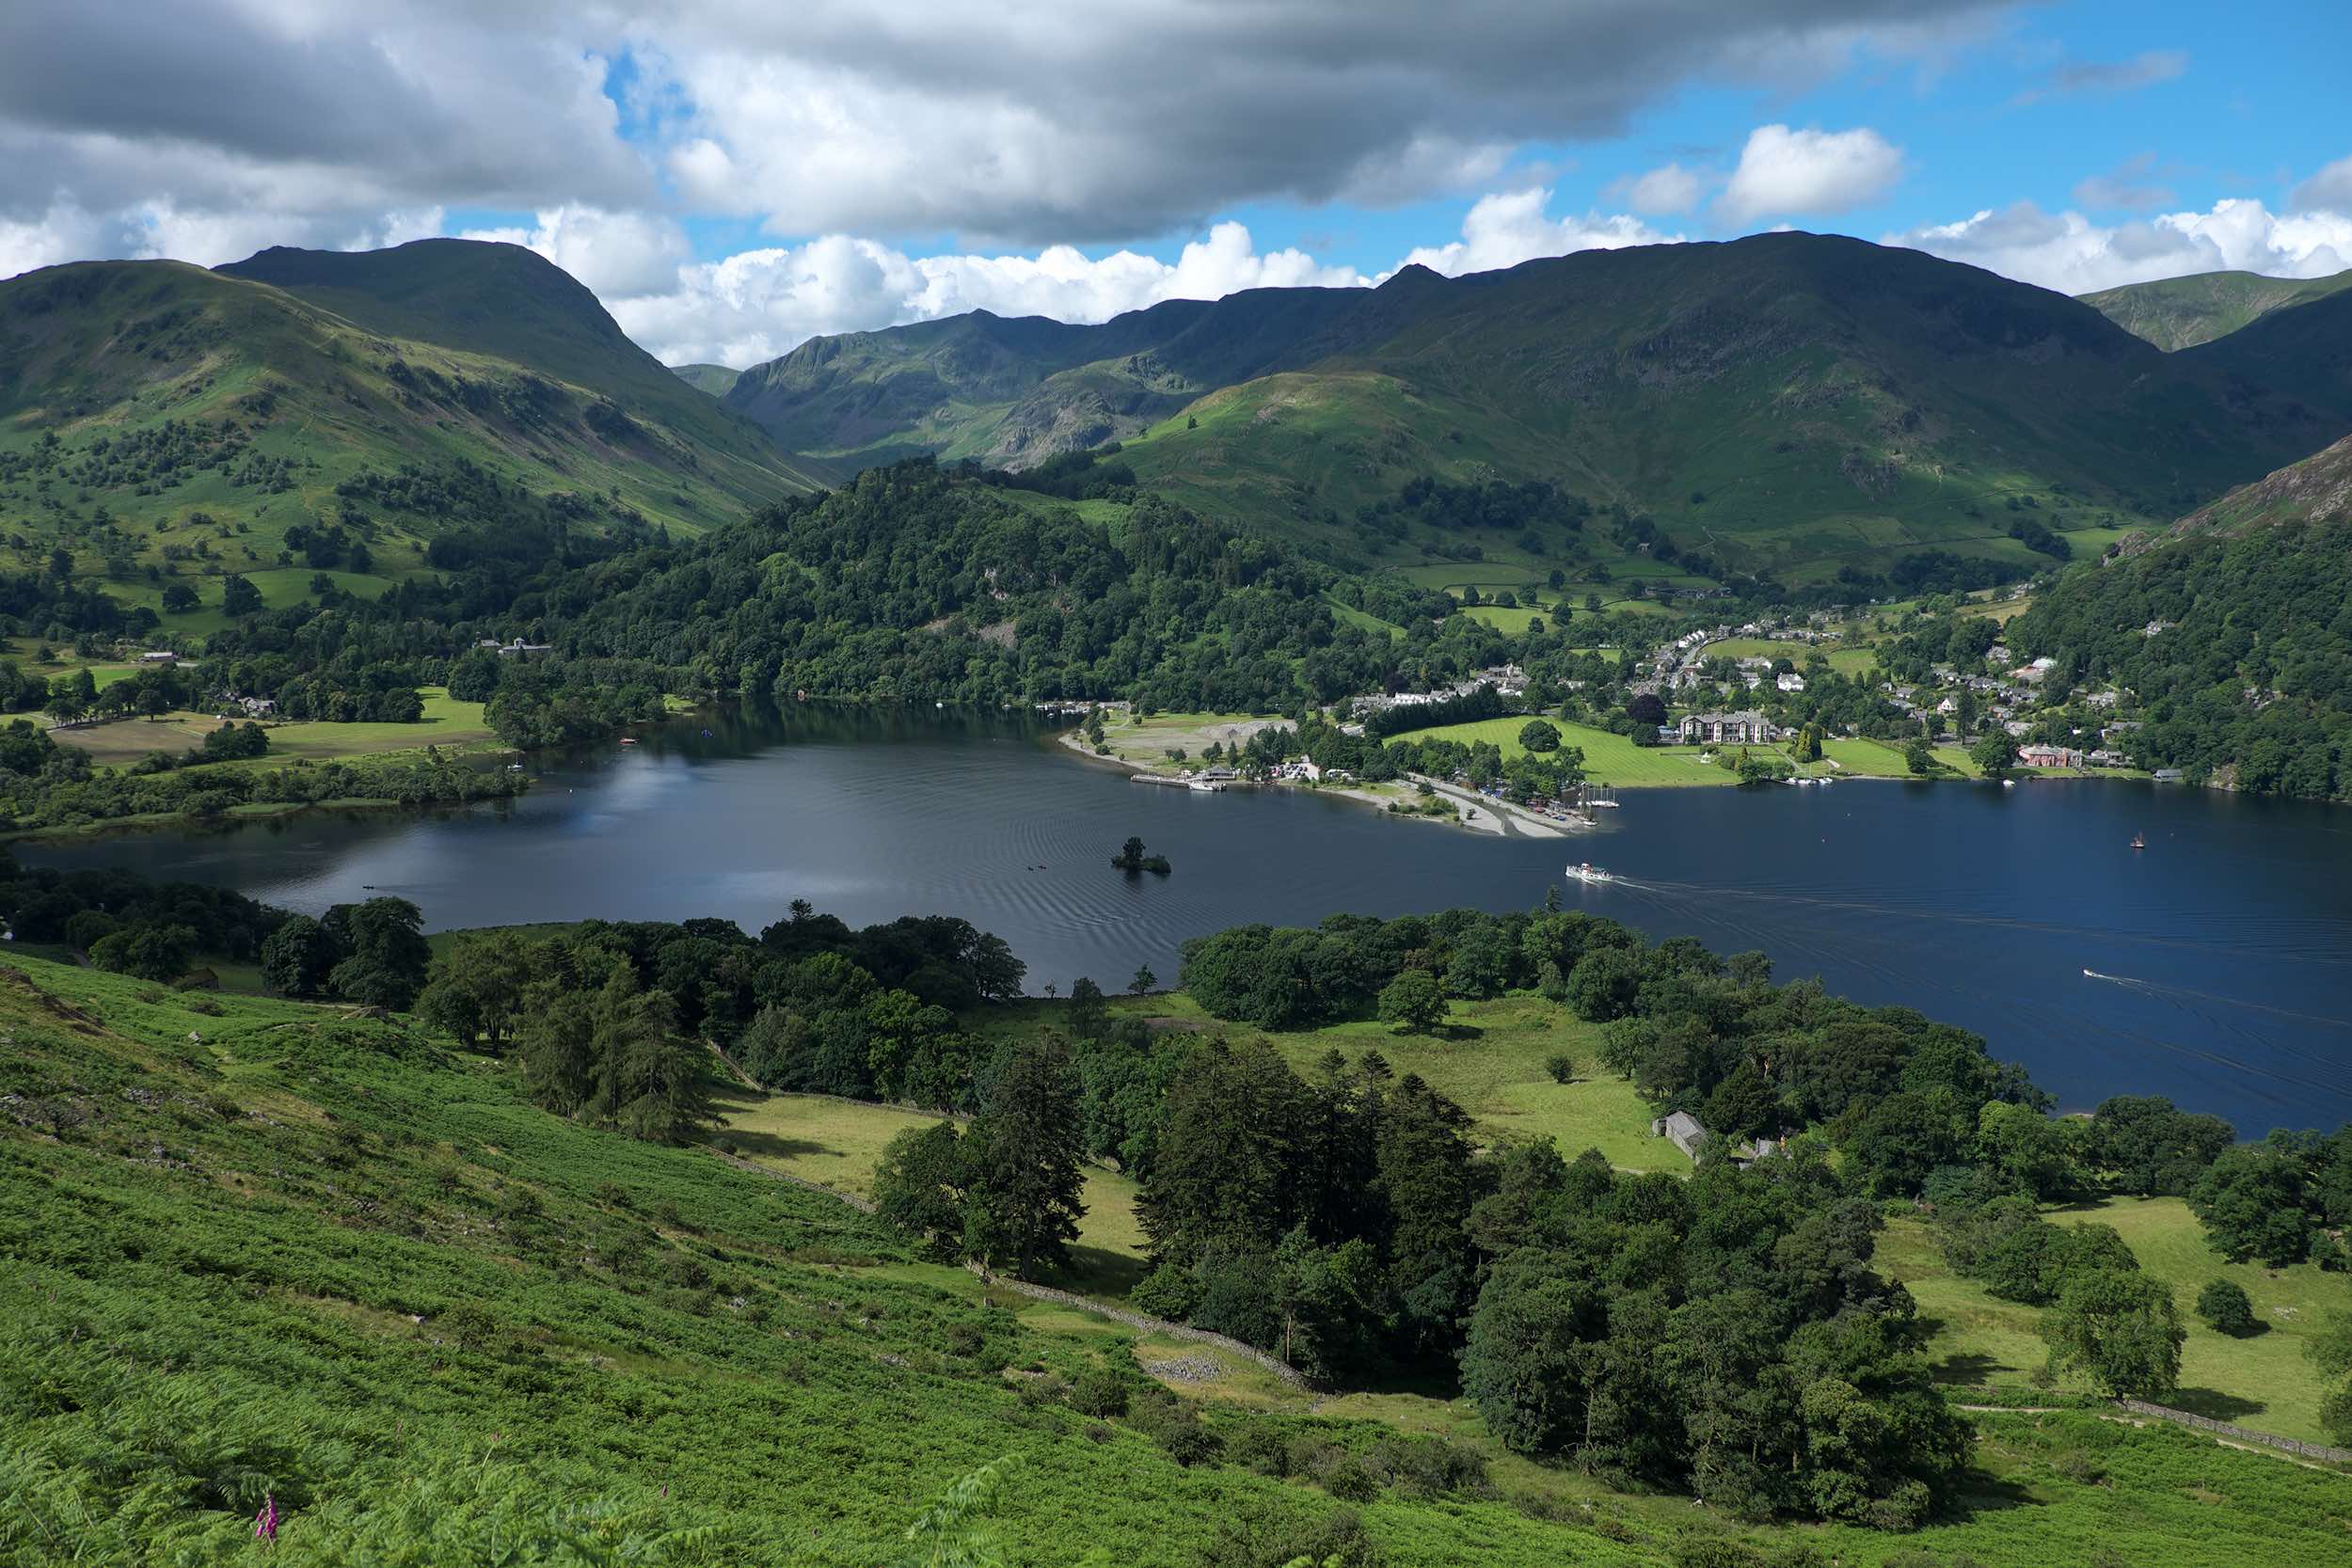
2013 435 2352 796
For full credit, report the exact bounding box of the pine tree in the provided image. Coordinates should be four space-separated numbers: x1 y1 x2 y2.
960 1038 1086 1277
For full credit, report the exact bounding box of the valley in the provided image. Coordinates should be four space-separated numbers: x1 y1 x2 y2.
7 147 2352 1568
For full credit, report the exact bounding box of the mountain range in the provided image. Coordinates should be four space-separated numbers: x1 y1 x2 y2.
714 233 2352 579
7 233 2352 599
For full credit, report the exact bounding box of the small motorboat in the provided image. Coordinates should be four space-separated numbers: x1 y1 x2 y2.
1565 862 1615 884
2130 832 2146 850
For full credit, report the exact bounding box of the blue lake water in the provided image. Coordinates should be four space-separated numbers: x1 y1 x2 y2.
26 705 2352 1137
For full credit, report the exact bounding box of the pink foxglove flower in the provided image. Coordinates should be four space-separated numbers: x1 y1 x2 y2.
254 1493 279 1545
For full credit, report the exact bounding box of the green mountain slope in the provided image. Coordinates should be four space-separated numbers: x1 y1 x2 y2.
215 240 819 493
722 286 1372 468
670 361 741 397
0 248 812 618
2011 433 2352 797
2079 267 2352 351
2154 428 2352 541
2181 284 2352 426
729 234 2343 581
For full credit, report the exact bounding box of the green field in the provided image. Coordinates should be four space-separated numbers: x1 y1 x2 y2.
1458 602 1565 634
1063 991 1688 1177
1320 592 1407 638
1700 636 1881 678
51 686 501 768
1076 708 1282 772
255 687 500 762
713 1086 1151 1294
1407 715 1744 787
1882 1196 2347 1444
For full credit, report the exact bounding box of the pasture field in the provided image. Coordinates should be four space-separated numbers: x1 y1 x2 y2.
1700 636 1882 677
2 641 143 689
1880 1195 2345 1445
1459 602 1551 634
711 1085 1152 1293
249 687 500 763
1073 708 1284 773
1320 592 1407 638
1406 714 1745 786
1045 990 1688 1178
48 686 501 769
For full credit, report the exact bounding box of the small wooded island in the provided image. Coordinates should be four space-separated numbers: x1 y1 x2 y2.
1110 834 1172 875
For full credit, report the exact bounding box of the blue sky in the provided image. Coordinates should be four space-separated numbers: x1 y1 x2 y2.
3 0 2347 365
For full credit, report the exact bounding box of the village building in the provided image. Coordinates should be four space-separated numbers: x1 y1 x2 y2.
1776 672 1805 692
1678 709 1777 745
2017 743 2085 768
1651 1111 1709 1160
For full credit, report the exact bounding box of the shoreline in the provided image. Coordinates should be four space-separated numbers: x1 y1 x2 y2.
4 790 518 846
1051 728 1578 838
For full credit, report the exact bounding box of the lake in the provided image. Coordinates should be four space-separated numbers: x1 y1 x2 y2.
24 705 2352 1137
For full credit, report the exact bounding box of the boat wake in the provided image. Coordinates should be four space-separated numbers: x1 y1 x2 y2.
2082 969 2352 1032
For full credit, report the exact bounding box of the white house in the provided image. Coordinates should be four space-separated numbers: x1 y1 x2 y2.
1776 672 1805 693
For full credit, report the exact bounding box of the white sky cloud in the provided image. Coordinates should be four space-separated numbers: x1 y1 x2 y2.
600 190 1686 367
603 221 1369 369
0 7 2344 372
2291 153 2352 215
459 205 690 300
1391 187 1677 279
1611 163 1708 215
1718 123 1906 223
1886 198 2352 295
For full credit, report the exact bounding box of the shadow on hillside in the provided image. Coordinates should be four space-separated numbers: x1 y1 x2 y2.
1052 1244 1149 1298
1947 1473 2037 1518
706 1081 766 1112
2169 1386 2267 1424
716 1127 833 1163
1928 1351 2011 1386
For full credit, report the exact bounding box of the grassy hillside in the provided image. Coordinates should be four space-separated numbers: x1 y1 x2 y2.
2181 283 2352 426
724 234 2345 581
670 362 742 397
1883 1196 2350 1445
0 245 812 607
8 954 2344 1565
2080 267 2352 350
722 288 1370 470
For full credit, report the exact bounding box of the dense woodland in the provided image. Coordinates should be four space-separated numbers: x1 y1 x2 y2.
383 889 2352 1518
2014 515 2352 798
